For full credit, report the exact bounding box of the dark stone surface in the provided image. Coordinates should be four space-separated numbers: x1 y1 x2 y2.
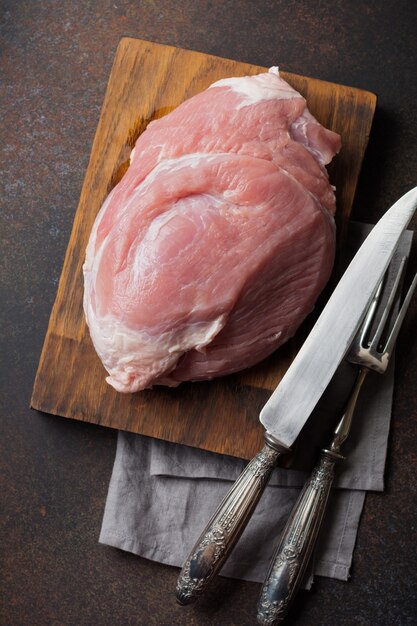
1 1 416 624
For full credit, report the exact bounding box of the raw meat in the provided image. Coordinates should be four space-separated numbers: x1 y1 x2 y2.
83 67 341 393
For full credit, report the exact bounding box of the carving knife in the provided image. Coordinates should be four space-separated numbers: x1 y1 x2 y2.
176 186 417 606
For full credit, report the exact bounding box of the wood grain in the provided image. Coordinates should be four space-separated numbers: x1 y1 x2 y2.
30 37 376 459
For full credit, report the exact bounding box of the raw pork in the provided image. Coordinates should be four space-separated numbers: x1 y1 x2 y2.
83 68 341 393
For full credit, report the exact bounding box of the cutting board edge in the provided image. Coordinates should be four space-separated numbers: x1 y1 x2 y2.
29 398 265 461
118 35 378 103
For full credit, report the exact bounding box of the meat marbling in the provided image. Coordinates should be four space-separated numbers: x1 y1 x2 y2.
83 67 341 393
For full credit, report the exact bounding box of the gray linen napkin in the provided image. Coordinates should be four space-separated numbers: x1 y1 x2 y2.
99 225 413 586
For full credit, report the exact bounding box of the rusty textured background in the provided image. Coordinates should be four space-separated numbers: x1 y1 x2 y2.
1 1 416 624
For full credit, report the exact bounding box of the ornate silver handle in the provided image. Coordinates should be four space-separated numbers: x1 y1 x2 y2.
257 449 343 625
176 434 288 605
257 368 367 624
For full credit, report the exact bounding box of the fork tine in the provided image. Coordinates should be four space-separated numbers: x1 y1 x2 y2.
356 275 385 350
369 256 408 352
349 255 416 372
383 267 417 358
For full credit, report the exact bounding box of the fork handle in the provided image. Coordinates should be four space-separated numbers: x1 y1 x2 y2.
257 449 343 625
176 435 288 605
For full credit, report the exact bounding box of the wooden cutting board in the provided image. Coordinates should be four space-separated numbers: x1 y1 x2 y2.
31 37 376 460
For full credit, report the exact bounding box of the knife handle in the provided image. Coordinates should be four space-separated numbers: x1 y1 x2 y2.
176 434 288 606
257 449 343 625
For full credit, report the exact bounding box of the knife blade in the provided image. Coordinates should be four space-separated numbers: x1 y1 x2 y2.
261 185 417 446
176 187 417 606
